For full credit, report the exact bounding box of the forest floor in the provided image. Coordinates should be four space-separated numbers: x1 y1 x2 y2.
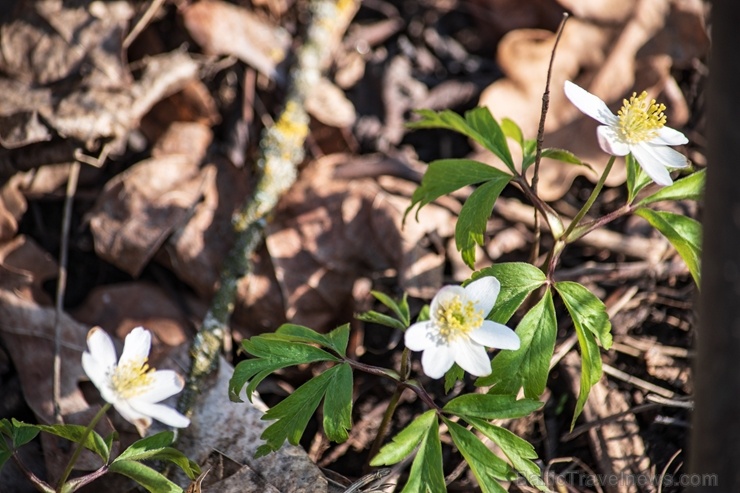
0 0 707 492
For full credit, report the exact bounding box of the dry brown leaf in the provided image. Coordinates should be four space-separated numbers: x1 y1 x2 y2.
182 0 290 80
306 78 357 128
0 235 57 303
88 154 210 277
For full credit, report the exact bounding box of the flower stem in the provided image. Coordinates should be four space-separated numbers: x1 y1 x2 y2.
56 403 111 492
563 155 616 240
12 452 54 493
367 386 404 463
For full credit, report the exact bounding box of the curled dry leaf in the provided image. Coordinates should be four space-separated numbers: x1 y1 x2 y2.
305 77 357 128
182 0 291 80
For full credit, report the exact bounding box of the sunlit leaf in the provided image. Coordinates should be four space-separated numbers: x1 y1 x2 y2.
445 419 513 492
471 263 547 324
637 169 705 206
443 394 542 420
371 410 436 466
635 208 701 285
108 460 182 493
479 289 557 398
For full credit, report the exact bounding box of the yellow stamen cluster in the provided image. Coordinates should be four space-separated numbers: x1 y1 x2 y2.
617 91 667 144
111 358 154 398
436 295 484 342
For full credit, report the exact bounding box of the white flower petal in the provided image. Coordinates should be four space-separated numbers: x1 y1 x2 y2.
113 399 151 428
451 339 491 377
630 144 675 186
405 322 437 351
596 126 630 156
641 142 690 169
430 285 466 322
653 126 688 146
81 352 112 394
564 81 618 126
420 345 455 379
128 400 190 428
85 327 118 369
119 327 151 365
470 321 520 350
464 276 500 316
135 371 185 403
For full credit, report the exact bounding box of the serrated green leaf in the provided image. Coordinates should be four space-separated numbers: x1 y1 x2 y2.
114 431 200 480
468 418 547 492
370 291 410 326
637 169 705 206
626 153 652 203
443 394 542 420
400 415 445 493
501 118 524 150
464 107 515 171
444 363 465 394
409 108 514 172
257 364 349 457
635 208 702 285
9 419 41 450
323 364 353 442
478 289 557 398
24 422 107 461
554 282 612 349
230 337 339 402
457 175 512 268
356 311 407 331
445 419 512 492
273 323 350 356
108 459 182 493
406 159 511 220
471 263 547 324
371 410 436 466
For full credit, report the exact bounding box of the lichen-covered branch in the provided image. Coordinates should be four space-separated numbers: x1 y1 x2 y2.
178 0 357 416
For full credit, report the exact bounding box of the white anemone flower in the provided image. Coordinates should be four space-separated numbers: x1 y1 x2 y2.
82 326 190 432
404 276 520 379
564 80 689 186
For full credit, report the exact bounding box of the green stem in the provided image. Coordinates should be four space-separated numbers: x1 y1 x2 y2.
562 155 616 240
367 386 404 462
56 403 111 492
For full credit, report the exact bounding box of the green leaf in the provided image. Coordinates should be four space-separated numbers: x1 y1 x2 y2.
554 282 612 349
540 148 593 173
229 336 339 402
478 289 557 398
501 118 524 149
443 394 543 420
637 169 706 206
471 263 547 324
635 208 702 285
456 175 512 267
108 459 182 493
554 281 611 428
0 435 11 471
114 431 200 480
444 419 513 492
370 291 410 326
444 363 465 394
273 323 350 356
25 422 107 461
626 153 652 203
400 415 445 493
356 310 407 332
409 108 514 172
406 159 512 219
371 410 436 466
256 364 351 457
9 419 41 450
468 418 547 492
323 364 353 442
521 140 538 170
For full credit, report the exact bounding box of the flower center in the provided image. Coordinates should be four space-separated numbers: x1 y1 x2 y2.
436 295 484 342
617 91 666 144
111 357 155 399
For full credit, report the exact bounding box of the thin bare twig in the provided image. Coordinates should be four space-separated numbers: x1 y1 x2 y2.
123 0 167 49
52 161 81 424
